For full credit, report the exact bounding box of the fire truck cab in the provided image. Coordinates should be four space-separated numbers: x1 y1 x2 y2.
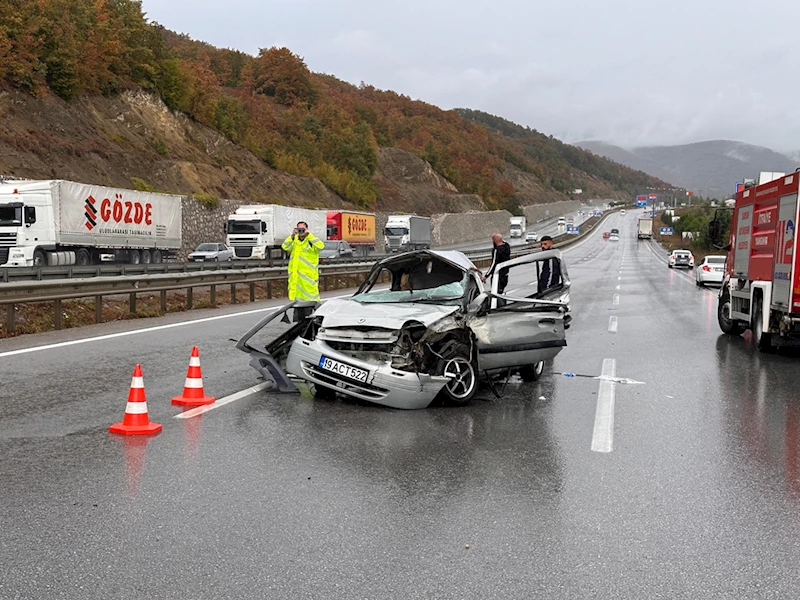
712 171 800 352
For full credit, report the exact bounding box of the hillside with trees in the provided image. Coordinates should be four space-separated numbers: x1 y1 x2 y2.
0 0 673 212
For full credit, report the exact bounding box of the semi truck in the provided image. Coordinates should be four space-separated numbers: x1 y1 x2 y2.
224 205 327 260
0 178 182 267
637 216 654 239
509 216 527 238
710 171 800 352
326 211 376 256
384 215 431 252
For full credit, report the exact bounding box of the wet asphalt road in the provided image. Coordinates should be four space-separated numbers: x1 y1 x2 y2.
4 211 800 598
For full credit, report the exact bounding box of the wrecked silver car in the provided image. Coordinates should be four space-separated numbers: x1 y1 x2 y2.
237 249 571 409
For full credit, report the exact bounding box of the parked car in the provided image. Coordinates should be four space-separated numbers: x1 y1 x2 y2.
320 240 354 260
236 249 571 409
526 231 539 243
188 243 234 262
695 255 726 286
668 249 694 269
602 232 611 239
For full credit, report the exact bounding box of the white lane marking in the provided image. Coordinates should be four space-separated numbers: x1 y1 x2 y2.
608 316 618 333
591 358 617 453
175 382 272 419
613 294 620 305
615 285 621 290
0 294 353 358
617 276 621 281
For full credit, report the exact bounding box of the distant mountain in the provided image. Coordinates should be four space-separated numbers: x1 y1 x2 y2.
576 140 798 197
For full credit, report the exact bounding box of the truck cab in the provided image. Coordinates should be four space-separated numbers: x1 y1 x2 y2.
0 181 56 267
225 210 269 259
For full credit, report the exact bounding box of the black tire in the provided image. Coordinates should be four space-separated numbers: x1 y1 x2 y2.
314 384 337 401
129 249 141 265
668 264 673 269
753 297 775 353
435 343 478 406
695 278 703 287
718 289 744 336
519 361 545 382
152 249 162 264
141 250 152 264
75 249 91 266
33 249 46 267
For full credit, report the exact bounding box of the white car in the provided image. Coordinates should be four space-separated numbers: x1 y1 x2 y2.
526 231 539 243
668 249 694 269
188 243 234 262
695 255 725 286
236 249 571 409
620 209 627 215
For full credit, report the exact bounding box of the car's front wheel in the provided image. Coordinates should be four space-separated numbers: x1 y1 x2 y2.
435 343 477 406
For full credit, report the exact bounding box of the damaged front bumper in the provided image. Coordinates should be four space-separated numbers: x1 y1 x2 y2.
236 301 449 409
286 337 448 410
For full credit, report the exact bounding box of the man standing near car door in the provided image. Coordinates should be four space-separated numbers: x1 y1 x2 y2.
282 221 324 320
537 235 562 292
483 233 511 295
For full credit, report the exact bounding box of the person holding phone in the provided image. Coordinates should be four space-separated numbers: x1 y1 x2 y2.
282 220 324 319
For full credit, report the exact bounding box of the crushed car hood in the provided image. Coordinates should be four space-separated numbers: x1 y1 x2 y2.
314 298 460 329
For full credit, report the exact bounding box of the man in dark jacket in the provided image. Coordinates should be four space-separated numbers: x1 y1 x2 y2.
538 235 562 292
484 233 511 294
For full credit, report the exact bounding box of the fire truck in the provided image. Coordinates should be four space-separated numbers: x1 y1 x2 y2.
711 171 800 351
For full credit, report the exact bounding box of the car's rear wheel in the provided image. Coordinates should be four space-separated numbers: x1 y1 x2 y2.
436 343 477 406
519 361 544 382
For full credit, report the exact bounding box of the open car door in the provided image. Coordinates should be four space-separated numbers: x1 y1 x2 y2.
468 250 570 372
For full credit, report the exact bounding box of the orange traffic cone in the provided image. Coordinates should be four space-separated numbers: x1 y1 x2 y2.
109 365 162 435
172 346 215 406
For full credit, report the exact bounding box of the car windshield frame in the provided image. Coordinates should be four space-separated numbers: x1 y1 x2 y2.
227 220 260 235
195 243 218 252
353 273 469 305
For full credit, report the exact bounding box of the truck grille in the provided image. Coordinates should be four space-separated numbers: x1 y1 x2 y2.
0 248 8 265
0 232 15 247
234 247 253 258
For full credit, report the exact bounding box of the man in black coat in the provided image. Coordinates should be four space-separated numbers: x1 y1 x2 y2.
538 235 562 292
484 233 511 294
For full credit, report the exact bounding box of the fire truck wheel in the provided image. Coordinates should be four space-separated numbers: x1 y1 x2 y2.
753 297 775 353
718 290 744 336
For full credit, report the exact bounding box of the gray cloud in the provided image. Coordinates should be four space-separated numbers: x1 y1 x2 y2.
143 0 800 150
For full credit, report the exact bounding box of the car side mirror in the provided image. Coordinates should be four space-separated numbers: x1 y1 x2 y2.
24 206 36 226
261 222 267 233
708 219 720 243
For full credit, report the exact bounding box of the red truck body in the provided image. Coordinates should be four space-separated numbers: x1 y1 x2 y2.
326 211 376 253
728 173 800 312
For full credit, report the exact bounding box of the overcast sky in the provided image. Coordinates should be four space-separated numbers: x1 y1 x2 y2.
142 0 800 151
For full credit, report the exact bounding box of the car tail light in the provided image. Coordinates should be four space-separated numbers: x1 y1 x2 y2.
702 265 711 271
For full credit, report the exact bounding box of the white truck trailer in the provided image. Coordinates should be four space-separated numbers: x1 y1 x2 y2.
384 215 431 252
637 216 654 239
0 178 182 267
224 204 327 260
509 216 527 238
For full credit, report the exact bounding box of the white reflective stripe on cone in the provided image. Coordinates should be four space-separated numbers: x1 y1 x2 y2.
189 357 201 367
125 401 149 414
130 376 144 388
183 378 204 388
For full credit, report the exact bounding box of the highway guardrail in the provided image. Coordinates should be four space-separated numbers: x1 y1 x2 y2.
0 209 615 334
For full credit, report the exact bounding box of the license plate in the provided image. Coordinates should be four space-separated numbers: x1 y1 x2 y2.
193 258 205 262
318 356 369 383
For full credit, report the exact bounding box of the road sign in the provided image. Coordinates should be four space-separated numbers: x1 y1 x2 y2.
636 200 647 207
567 226 579 235
736 181 744 193
660 227 674 235
594 211 602 217
649 193 657 200
636 195 647 202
